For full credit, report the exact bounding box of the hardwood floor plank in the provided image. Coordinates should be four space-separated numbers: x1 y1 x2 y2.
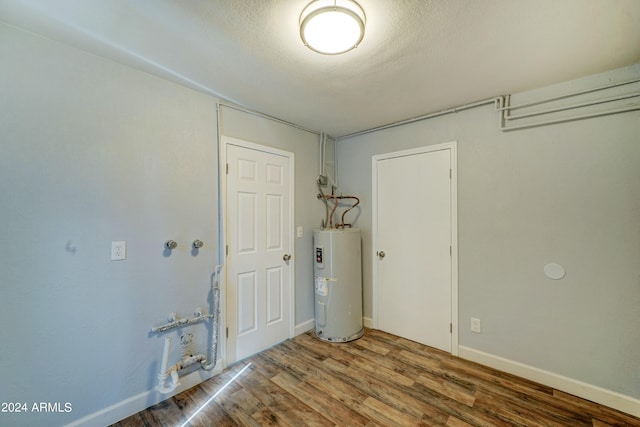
353 335 392 355
321 350 452 424
110 414 146 427
197 360 249 397
261 342 372 410
238 364 333 427
415 374 476 407
475 385 593 426
220 387 273 427
438 357 604 425
410 382 516 427
113 330 640 427
361 396 429 426
271 370 371 426
446 415 475 427
250 407 290 426
474 390 571 427
342 341 421 381
144 394 189 426
599 405 640 426
176 385 236 427
396 348 448 376
279 345 370 404
441 356 555 399
292 335 450 424
553 389 640 426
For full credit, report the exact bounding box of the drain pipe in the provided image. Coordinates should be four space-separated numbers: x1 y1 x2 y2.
157 336 180 394
157 338 210 394
202 264 223 371
158 354 210 394
156 264 223 392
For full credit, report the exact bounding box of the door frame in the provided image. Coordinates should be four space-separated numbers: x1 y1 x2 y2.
371 141 459 355
220 135 295 364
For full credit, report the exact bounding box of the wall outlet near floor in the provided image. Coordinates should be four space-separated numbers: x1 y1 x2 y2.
471 317 482 333
111 241 127 260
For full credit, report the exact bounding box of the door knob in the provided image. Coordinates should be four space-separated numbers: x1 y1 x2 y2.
283 254 292 262
377 251 385 259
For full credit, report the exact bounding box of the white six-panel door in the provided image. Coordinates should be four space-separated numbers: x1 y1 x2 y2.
225 139 293 363
373 143 457 353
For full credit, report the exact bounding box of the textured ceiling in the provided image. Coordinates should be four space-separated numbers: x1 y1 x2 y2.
2 0 639 137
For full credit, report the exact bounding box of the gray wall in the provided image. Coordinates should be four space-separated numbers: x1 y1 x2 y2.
0 23 324 426
336 65 640 399
0 24 222 426
219 107 321 327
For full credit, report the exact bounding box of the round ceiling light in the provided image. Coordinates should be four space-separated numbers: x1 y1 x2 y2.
300 0 366 55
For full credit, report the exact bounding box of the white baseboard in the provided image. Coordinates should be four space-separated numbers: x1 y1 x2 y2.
65 366 221 427
294 318 314 336
458 346 640 418
363 316 373 329
296 318 372 335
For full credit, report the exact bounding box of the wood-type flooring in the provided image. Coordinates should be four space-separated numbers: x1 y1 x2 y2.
113 329 640 426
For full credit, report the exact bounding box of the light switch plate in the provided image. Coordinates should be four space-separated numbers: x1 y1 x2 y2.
471 317 482 333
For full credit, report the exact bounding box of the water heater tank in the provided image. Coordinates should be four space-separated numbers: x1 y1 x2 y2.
313 228 363 342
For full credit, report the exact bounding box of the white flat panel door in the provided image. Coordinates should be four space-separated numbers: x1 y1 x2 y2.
226 141 292 363
374 147 453 352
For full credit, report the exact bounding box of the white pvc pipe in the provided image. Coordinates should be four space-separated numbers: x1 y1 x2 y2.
158 368 179 394
319 132 324 176
158 353 207 394
151 313 214 333
169 371 179 390
218 102 321 135
495 77 640 112
157 337 179 394
504 92 640 121
179 354 206 370
160 337 171 378
336 97 497 140
336 78 640 139
499 103 640 131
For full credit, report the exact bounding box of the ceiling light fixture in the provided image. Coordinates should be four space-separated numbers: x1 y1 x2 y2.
300 0 366 55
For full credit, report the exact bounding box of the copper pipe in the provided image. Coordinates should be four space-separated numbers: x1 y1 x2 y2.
339 196 360 227
319 195 360 228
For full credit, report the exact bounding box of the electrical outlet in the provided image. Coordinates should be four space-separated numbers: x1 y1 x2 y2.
111 241 126 260
471 317 482 333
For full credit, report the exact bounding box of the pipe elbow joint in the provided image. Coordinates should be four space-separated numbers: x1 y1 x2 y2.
202 359 216 371
157 368 181 394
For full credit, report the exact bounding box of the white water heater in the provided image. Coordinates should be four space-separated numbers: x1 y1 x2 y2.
313 228 363 342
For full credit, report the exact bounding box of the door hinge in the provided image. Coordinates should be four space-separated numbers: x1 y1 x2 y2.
226 245 229 256
226 327 229 338
226 163 229 174
450 323 453 333
449 245 452 256
449 168 452 179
